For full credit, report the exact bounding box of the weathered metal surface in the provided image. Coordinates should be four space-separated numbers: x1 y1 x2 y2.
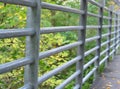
40 26 83 34
24 0 41 88
41 2 85 14
75 0 88 89
0 28 34 39
0 57 33 74
0 0 36 7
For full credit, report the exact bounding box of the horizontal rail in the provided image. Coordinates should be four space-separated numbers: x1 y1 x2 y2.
39 42 82 59
116 40 119 45
103 6 111 12
100 48 109 56
102 33 110 37
111 31 116 35
103 16 111 19
74 85 80 89
87 12 101 18
116 44 119 49
85 36 100 42
110 49 115 56
101 41 109 47
99 56 109 65
40 26 83 34
55 70 81 89
95 4 115 14
41 2 84 14
0 0 36 7
85 46 99 56
88 0 102 7
111 30 120 35
82 67 97 84
0 28 34 39
102 25 110 28
110 37 116 42
0 57 32 74
84 56 98 70
86 25 100 29
110 44 116 49
113 18 118 21
38 56 81 84
112 25 119 27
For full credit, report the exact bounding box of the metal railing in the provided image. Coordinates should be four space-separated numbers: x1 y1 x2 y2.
0 0 120 89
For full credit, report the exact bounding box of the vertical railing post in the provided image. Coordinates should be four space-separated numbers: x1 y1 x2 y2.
118 12 120 47
24 0 41 89
114 11 118 56
106 6 113 66
75 0 87 89
115 12 119 50
95 0 104 79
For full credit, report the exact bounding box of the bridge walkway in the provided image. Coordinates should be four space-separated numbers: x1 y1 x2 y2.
91 55 120 89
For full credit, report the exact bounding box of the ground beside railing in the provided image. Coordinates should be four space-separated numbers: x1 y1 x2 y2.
91 55 120 89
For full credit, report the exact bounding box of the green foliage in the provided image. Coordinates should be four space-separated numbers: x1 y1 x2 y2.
0 3 26 28
0 4 26 88
0 38 25 89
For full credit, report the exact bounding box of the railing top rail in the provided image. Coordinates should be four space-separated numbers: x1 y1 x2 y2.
0 0 36 7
